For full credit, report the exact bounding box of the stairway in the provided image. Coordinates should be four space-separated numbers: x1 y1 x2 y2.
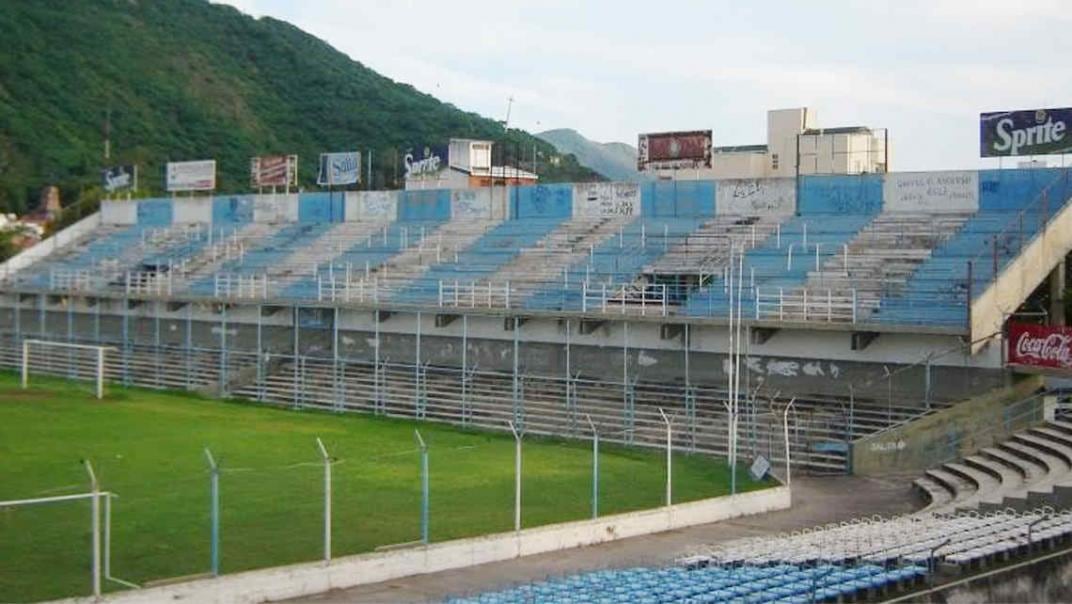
915 420 1072 513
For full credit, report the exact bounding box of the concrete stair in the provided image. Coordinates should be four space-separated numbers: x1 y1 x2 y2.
915 420 1072 513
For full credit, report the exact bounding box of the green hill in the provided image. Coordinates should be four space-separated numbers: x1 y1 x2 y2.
0 0 600 215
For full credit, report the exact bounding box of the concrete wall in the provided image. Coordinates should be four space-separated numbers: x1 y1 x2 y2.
851 375 1043 475
716 178 795 216
101 200 137 225
60 486 789 604
173 197 213 224
922 547 1072 604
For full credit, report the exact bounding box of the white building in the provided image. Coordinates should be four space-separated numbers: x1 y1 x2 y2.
653 108 888 180
404 138 539 190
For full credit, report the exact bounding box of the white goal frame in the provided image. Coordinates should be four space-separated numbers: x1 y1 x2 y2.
21 340 114 400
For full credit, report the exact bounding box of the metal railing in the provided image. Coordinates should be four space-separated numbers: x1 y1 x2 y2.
438 280 513 309
755 287 858 323
213 273 269 299
125 271 175 296
582 282 668 317
48 268 97 292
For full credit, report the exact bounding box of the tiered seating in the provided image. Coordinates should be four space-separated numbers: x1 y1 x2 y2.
643 214 787 281
681 215 874 319
431 216 633 309
447 563 926 604
799 212 972 321
526 217 707 313
914 419 1072 513
184 222 334 296
695 507 1072 571
390 217 569 306
877 170 1072 325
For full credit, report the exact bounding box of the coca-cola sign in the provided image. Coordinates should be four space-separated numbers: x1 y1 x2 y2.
1008 322 1072 370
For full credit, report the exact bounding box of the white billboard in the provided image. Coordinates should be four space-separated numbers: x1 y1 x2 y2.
166 160 217 192
318 152 361 186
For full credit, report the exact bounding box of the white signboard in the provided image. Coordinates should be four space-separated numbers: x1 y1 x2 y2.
253 193 299 223
318 152 361 186
573 183 640 217
166 160 216 192
717 178 796 215
452 189 492 219
883 171 979 213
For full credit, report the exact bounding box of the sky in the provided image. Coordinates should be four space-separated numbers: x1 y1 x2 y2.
218 0 1071 171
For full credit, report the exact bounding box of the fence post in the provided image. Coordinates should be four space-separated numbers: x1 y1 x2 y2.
316 437 332 564
783 398 797 487
204 448 220 577
586 414 599 519
508 421 523 532
83 460 101 598
658 408 672 507
414 430 429 544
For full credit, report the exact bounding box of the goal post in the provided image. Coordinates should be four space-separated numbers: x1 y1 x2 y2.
21 340 114 400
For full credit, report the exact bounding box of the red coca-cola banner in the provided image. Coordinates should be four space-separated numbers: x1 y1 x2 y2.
1007 322 1072 370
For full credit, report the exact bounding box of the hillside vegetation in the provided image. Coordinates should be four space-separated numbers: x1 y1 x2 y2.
0 0 600 216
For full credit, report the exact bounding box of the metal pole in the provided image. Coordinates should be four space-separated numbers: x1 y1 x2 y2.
414 430 429 544
316 437 332 564
783 398 797 487
586 414 599 519
84 460 101 597
21 339 28 389
508 421 522 532
658 408 671 507
204 448 220 576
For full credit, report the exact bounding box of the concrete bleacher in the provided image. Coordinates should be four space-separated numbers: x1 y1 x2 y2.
915 419 1072 513
6 168 1072 330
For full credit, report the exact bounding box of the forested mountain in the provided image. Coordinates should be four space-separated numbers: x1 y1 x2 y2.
0 0 600 215
537 128 649 182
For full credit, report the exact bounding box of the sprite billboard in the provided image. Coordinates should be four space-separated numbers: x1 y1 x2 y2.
980 108 1072 157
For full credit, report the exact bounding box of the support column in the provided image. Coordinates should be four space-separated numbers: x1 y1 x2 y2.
512 316 521 430
121 299 130 386
1050 259 1066 326
292 306 300 408
256 305 264 401
185 303 193 390
461 314 469 426
154 300 162 388
218 305 228 396
415 311 424 419
333 307 341 412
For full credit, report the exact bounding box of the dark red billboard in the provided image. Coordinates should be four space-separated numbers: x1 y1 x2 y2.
1007 322 1072 370
637 130 712 171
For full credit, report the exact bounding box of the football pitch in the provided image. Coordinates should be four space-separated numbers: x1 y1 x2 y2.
0 372 770 602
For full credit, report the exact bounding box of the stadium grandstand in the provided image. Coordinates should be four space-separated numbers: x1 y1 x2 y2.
1 168 1071 477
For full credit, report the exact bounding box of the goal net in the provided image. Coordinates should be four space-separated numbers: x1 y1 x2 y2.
21 340 113 399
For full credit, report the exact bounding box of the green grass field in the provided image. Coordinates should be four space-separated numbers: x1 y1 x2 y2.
0 372 769 602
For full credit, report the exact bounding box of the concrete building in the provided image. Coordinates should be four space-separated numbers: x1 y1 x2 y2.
404 138 537 190
653 108 888 180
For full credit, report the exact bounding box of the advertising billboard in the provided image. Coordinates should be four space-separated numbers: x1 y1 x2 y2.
1007 322 1072 371
101 165 137 193
317 151 361 186
637 130 712 171
166 160 216 192
251 155 298 188
980 108 1072 158
403 145 449 179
